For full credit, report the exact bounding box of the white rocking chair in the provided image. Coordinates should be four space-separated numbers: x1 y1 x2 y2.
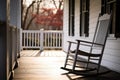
61 13 112 75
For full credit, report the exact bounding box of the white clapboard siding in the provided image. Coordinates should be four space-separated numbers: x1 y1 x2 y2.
63 0 120 73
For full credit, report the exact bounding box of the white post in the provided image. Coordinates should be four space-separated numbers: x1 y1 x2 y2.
20 28 23 51
40 29 44 51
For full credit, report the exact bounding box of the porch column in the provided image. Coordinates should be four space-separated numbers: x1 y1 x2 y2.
40 29 44 51
0 0 10 80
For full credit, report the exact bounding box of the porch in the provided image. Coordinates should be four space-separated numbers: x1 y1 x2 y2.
1 0 120 80
13 50 120 80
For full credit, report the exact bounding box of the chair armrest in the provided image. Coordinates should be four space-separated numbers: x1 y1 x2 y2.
76 39 103 46
67 41 77 44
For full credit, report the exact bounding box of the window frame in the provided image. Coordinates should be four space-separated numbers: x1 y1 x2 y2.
101 0 120 38
80 0 90 37
68 0 75 36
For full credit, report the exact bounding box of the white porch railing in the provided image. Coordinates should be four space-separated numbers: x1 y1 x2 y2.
21 29 63 50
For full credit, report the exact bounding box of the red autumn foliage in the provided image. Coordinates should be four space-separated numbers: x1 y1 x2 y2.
32 8 63 28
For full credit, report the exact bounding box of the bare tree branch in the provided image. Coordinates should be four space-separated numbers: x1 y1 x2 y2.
52 0 57 9
58 0 63 9
22 1 36 29
26 1 41 29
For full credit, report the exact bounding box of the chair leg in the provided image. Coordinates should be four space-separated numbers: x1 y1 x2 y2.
97 57 102 73
64 51 70 68
63 42 72 68
86 56 90 69
72 42 80 71
72 52 78 70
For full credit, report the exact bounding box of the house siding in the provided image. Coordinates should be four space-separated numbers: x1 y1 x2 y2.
102 39 120 72
10 0 21 28
0 0 7 21
0 0 21 79
63 0 120 73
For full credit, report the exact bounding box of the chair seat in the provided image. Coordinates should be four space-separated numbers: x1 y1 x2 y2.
71 50 101 57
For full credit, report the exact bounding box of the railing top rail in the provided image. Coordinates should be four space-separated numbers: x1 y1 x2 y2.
22 30 63 33
22 30 40 33
44 30 63 33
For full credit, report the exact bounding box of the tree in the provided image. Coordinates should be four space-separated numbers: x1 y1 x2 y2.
21 0 42 30
34 0 63 30
21 0 63 30
34 8 63 29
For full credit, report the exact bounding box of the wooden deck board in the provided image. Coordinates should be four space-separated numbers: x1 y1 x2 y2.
13 50 120 80
20 50 66 57
20 50 40 57
13 50 70 80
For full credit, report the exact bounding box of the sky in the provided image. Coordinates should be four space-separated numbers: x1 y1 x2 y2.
25 0 60 9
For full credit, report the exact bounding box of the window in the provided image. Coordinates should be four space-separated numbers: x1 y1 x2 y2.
80 0 89 37
68 0 75 36
101 0 120 38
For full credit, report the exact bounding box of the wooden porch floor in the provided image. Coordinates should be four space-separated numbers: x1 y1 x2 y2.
13 50 120 80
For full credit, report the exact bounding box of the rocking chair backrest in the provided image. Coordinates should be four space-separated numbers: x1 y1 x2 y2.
93 14 111 46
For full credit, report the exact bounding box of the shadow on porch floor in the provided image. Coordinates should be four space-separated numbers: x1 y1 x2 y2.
13 50 120 80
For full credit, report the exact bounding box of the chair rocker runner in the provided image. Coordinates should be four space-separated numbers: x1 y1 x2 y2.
61 13 112 75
